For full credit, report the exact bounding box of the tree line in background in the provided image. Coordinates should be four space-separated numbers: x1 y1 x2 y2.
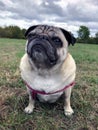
0 26 26 39
0 25 98 44
77 26 98 44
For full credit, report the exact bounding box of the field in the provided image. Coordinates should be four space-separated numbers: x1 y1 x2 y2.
0 38 98 130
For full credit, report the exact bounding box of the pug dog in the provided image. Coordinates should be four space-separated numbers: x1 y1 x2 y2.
20 25 76 116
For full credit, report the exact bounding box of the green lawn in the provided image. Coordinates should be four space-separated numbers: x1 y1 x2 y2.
0 38 98 130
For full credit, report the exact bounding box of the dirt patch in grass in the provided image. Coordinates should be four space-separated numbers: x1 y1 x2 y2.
0 86 26 121
0 86 26 105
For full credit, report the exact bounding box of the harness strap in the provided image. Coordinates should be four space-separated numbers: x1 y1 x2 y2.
24 81 75 99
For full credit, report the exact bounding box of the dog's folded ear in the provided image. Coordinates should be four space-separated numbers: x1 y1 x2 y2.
60 28 76 46
25 25 38 38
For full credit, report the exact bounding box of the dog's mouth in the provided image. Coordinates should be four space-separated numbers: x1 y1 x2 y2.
27 38 58 68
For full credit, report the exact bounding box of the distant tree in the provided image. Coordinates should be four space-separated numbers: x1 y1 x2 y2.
8 26 23 38
4 26 12 38
95 32 98 38
77 26 90 43
94 32 98 44
0 27 5 37
21 29 26 39
2 26 26 39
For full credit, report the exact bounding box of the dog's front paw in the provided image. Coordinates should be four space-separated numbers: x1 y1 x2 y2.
64 107 74 116
24 106 34 114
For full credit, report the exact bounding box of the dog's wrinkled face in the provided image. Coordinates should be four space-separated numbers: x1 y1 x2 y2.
25 25 76 69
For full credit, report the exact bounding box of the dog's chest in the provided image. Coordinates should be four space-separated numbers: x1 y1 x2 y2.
24 72 64 102
23 71 63 93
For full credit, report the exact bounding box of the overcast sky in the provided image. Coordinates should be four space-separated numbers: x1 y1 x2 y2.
0 0 98 36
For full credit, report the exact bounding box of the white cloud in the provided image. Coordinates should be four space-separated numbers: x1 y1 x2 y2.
0 0 98 36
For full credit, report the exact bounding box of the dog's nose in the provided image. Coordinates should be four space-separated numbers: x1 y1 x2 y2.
32 47 45 61
32 46 43 55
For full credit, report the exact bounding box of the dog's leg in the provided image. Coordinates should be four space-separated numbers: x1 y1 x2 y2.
64 87 74 116
24 88 35 114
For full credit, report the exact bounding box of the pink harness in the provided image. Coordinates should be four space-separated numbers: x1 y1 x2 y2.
24 81 75 99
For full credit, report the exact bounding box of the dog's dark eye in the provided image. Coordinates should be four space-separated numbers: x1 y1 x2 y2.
52 37 62 47
28 33 36 38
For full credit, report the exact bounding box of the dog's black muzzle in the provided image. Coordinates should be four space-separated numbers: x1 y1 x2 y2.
27 36 58 68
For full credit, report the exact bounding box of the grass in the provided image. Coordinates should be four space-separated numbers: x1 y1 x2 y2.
0 38 98 130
